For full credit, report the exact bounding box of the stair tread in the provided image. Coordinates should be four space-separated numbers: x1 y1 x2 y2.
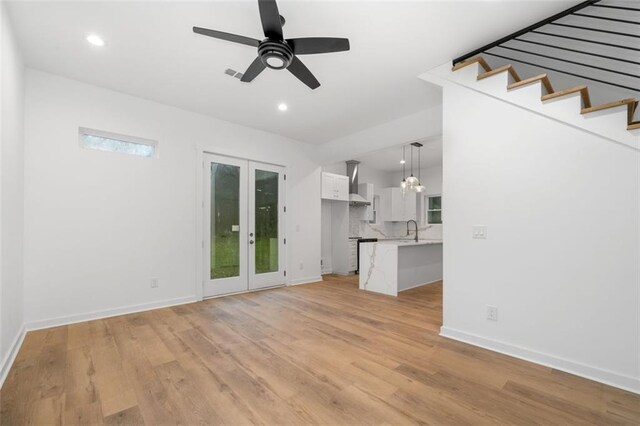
542 85 591 108
507 73 554 94
452 56 491 72
477 64 521 82
628 122 640 130
581 98 636 115
508 74 546 88
542 85 587 100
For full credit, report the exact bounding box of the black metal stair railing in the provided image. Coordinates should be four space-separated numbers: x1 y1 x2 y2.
452 0 640 93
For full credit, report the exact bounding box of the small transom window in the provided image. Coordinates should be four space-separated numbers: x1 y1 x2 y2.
79 128 157 158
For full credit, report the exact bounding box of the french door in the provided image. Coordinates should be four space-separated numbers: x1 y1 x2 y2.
203 153 285 297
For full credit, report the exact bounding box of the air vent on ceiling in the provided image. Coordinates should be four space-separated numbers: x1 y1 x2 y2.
224 68 244 80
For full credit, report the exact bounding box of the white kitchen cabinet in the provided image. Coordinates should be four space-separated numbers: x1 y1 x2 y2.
348 240 357 272
321 172 349 201
381 187 417 222
329 202 350 274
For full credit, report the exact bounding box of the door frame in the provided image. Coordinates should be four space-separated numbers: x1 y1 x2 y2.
195 149 287 301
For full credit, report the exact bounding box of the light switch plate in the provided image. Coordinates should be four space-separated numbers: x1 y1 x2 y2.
473 226 487 239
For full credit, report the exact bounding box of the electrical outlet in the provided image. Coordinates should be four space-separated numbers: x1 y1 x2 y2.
299 262 304 270
150 278 159 288
486 305 498 321
473 226 487 239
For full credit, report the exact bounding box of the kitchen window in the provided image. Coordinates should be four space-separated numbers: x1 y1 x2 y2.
427 195 442 224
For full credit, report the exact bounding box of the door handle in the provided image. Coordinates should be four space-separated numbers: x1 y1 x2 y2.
249 240 254 245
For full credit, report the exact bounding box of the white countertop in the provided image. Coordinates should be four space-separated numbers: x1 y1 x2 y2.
368 239 443 247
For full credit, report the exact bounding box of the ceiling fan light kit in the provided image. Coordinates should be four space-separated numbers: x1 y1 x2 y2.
258 40 293 69
193 0 350 90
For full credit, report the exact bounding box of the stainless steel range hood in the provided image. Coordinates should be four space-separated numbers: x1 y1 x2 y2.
346 160 371 206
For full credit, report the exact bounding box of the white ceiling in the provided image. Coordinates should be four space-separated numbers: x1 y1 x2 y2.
7 0 573 144
356 138 442 172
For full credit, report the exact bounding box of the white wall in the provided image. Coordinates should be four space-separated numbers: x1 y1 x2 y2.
441 83 639 393
0 3 25 383
391 165 442 197
319 106 442 165
23 69 322 328
322 162 396 193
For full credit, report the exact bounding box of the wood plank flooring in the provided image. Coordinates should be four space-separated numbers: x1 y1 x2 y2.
2 275 639 425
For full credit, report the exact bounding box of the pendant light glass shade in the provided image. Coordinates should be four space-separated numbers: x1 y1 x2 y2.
400 143 427 193
406 175 419 186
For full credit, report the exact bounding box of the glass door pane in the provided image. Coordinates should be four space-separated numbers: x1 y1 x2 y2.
203 153 248 298
254 169 279 274
210 163 240 279
248 161 285 290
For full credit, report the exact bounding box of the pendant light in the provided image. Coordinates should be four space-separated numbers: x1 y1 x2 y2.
400 145 407 194
405 144 419 189
400 142 425 193
415 142 426 193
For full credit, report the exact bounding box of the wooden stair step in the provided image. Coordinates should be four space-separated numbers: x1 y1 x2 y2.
581 98 636 115
507 73 554 94
630 101 639 124
477 64 521 83
452 56 491 73
628 122 640 131
541 85 591 109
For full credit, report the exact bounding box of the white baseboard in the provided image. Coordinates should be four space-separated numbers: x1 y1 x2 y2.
288 276 323 286
26 295 199 332
398 278 442 292
0 324 26 389
440 326 640 395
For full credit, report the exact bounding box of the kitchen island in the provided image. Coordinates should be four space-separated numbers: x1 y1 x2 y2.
359 240 443 296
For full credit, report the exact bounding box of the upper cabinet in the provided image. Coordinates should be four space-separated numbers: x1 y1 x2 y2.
321 172 349 201
380 187 417 222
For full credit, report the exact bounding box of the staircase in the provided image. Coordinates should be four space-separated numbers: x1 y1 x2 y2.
452 56 640 132
420 0 640 149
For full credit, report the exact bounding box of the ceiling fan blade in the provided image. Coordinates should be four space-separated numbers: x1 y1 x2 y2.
193 27 260 47
240 57 267 82
286 38 350 55
287 56 320 90
258 0 283 40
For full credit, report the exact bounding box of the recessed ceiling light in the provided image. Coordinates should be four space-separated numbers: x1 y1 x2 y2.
278 103 288 111
86 34 105 47
400 160 406 164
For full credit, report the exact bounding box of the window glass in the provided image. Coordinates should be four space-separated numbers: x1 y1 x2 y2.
80 129 156 157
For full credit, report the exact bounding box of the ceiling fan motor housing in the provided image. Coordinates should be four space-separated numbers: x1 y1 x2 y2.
258 40 293 70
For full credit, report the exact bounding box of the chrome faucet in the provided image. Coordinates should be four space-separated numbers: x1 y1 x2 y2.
406 220 419 243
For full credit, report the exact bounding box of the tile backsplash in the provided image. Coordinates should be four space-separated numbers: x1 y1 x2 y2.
348 206 442 240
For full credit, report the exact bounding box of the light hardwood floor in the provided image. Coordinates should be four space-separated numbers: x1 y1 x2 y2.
2 275 639 425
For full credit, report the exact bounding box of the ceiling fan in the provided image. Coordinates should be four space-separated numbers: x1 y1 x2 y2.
193 0 350 90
